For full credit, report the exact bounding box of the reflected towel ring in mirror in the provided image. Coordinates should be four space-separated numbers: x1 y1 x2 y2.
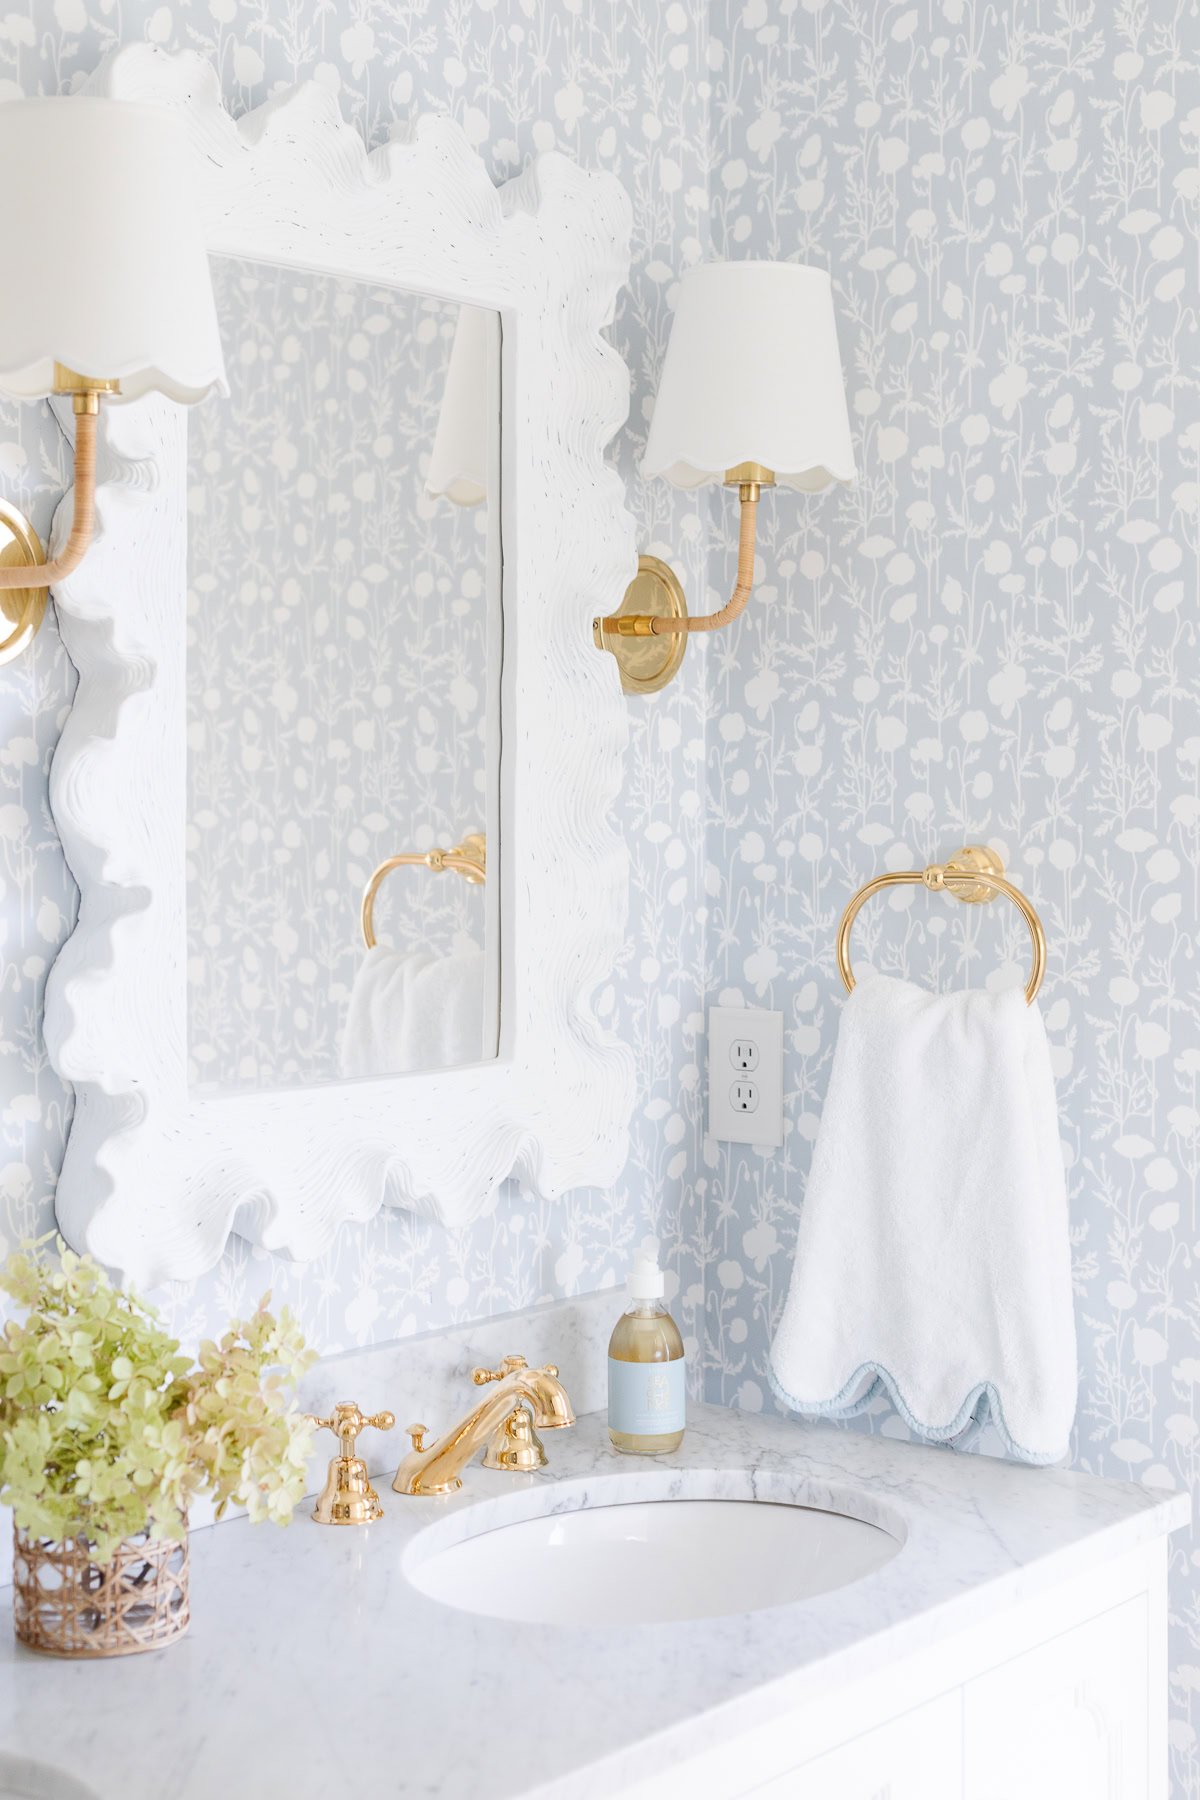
836 846 1047 1006
361 833 487 949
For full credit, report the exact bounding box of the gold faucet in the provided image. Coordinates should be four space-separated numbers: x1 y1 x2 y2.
307 1401 396 1525
392 1355 575 1497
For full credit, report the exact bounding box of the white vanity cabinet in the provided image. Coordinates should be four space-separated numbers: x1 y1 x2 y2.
961 1591 1153 1800
754 1694 963 1798
622 1536 1168 1800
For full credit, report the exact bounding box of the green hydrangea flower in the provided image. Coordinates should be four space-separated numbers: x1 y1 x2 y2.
0 1238 317 1561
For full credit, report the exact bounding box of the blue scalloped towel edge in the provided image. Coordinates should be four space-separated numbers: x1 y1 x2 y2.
767 1357 1067 1468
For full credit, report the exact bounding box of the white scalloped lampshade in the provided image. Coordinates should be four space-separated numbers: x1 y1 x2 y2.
425 304 497 507
0 97 226 405
642 261 855 492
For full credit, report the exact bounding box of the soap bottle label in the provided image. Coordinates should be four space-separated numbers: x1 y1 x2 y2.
608 1357 686 1437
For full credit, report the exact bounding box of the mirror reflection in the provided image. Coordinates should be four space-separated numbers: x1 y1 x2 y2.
185 260 501 1092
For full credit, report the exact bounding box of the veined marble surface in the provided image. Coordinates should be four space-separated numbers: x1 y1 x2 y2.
0 1405 1187 1800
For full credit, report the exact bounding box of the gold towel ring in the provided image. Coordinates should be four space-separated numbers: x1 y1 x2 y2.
361 832 486 949
836 846 1047 1006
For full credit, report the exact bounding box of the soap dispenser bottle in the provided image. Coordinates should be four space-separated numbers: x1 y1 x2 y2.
608 1239 685 1455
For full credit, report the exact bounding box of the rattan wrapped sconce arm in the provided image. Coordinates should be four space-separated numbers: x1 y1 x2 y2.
0 376 112 666
592 466 772 695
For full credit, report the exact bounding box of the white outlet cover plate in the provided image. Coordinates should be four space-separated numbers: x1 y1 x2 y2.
707 1007 783 1148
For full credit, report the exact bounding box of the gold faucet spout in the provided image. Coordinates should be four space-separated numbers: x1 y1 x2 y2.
522 1368 575 1433
392 1357 574 1497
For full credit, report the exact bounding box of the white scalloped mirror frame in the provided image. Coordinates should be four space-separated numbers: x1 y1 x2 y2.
44 47 636 1286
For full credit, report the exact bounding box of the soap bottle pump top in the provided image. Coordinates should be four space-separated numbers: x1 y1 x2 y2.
629 1239 666 1302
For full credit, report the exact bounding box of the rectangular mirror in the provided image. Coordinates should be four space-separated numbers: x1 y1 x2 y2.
185 260 502 1092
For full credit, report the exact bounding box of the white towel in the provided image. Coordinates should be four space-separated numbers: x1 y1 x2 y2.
340 946 486 1079
769 973 1077 1464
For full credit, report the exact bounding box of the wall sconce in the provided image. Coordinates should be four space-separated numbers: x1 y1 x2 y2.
594 261 855 695
0 97 226 665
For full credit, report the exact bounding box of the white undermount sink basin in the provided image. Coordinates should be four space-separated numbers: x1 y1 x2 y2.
405 1493 901 1625
0 1756 99 1800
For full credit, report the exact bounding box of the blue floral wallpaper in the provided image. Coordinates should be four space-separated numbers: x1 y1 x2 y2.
0 1 713 1351
186 269 495 1091
704 2 1199 1787
2 0 1200 1785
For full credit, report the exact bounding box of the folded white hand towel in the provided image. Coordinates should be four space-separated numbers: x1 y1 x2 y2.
340 946 486 1080
769 973 1077 1464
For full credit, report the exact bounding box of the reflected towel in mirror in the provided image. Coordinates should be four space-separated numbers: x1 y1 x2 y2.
768 973 1077 1465
340 946 486 1079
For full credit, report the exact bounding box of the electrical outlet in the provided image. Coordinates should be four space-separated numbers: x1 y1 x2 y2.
707 1006 783 1147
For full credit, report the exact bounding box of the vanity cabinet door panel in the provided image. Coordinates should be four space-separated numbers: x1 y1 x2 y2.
743 1691 962 1798
963 1596 1149 1800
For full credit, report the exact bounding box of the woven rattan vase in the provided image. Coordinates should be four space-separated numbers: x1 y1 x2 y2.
12 1519 190 1657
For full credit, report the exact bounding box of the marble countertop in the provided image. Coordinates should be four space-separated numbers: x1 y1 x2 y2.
0 1403 1187 1800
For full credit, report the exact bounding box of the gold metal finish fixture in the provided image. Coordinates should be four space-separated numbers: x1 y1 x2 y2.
392 1354 574 1497
0 367 119 664
592 555 688 696
0 501 47 669
836 846 1048 1006
723 461 775 488
594 465 775 694
307 1400 396 1525
361 830 486 948
482 1404 548 1473
49 363 121 402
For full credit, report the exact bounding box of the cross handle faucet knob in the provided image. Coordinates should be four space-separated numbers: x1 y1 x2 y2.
307 1400 395 1460
472 1354 529 1386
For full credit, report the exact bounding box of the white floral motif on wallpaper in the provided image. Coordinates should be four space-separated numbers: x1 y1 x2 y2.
186 261 491 1090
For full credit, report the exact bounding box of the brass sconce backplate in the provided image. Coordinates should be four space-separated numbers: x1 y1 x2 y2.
593 554 688 696
0 501 47 668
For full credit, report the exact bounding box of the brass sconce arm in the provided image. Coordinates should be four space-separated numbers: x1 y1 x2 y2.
599 476 763 642
593 465 774 694
0 370 118 666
